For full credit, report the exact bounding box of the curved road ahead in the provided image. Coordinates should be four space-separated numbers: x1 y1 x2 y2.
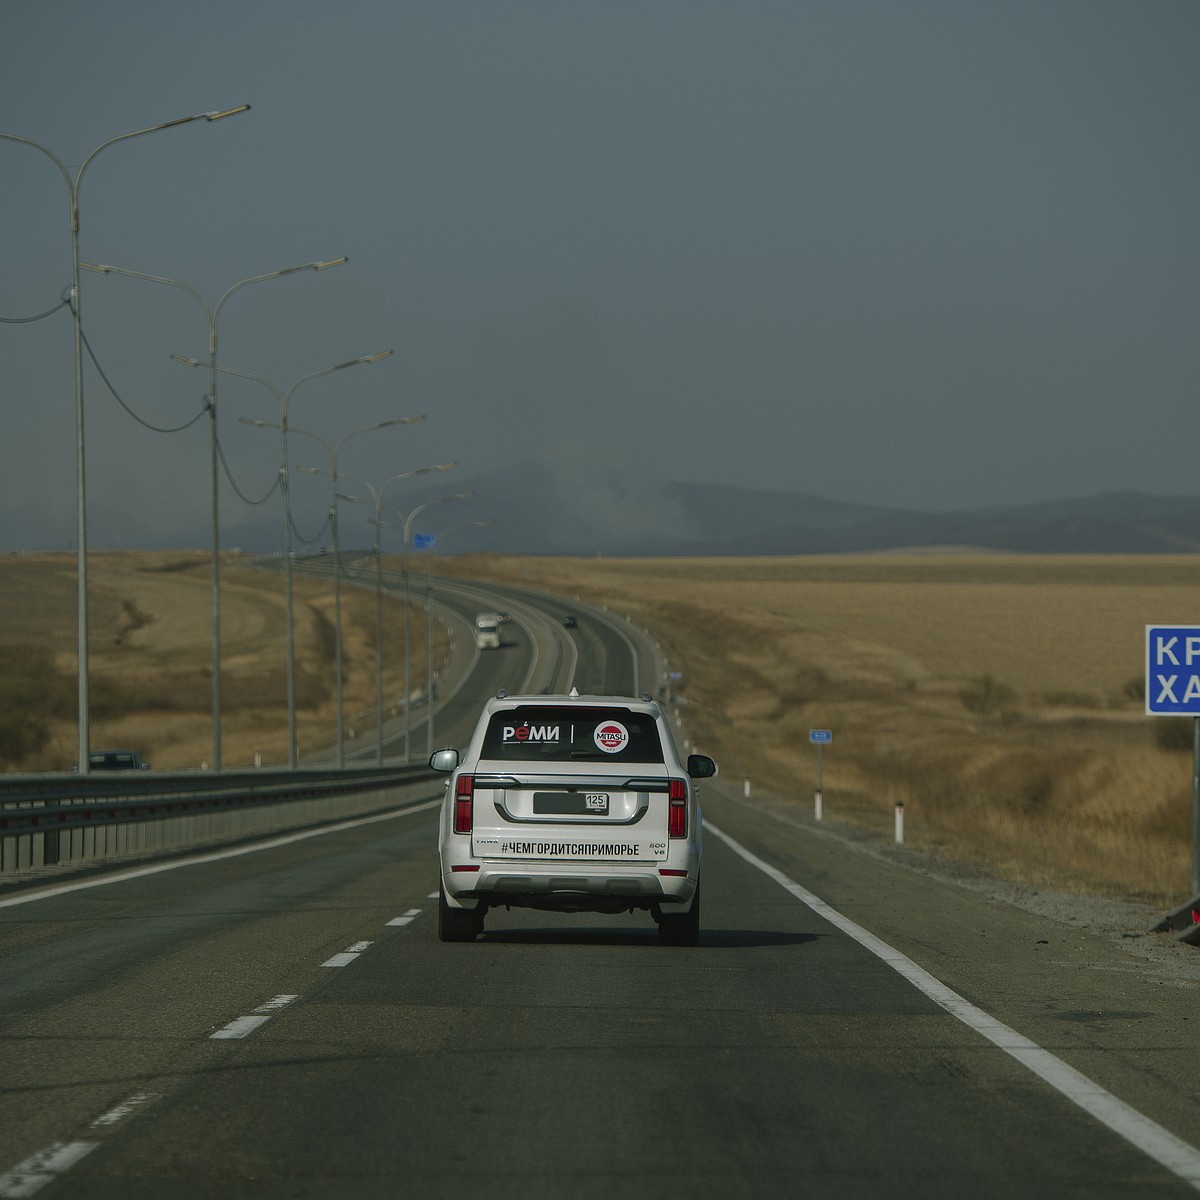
316 561 660 764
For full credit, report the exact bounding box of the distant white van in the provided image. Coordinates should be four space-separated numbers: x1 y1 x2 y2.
475 612 501 650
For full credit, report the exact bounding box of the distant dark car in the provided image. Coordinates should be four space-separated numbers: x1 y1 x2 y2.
562 614 577 627
88 749 150 771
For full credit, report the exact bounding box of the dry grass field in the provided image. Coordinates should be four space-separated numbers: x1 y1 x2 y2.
441 553 1200 904
5 550 1200 904
0 551 440 773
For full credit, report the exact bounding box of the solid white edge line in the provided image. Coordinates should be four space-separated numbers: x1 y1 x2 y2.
0 798 442 910
705 819 1200 1191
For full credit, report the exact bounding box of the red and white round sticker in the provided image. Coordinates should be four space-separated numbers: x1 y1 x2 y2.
594 721 629 754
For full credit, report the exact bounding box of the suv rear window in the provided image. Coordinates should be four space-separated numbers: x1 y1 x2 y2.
481 706 665 763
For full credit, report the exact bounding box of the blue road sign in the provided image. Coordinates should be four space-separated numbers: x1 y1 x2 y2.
809 729 832 745
413 533 435 550
1146 626 1200 715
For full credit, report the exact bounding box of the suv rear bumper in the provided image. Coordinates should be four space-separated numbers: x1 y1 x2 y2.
443 863 698 914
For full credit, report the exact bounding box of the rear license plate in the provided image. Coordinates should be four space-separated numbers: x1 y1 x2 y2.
533 791 610 816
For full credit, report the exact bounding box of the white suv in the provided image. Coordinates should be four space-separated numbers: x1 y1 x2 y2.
431 691 716 945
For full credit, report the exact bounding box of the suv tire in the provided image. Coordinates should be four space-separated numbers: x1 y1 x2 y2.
658 879 701 946
438 886 481 943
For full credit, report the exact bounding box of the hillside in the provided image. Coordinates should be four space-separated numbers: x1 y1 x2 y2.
222 466 1200 558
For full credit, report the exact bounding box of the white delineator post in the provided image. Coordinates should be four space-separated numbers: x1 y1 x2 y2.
895 800 905 845
809 728 831 821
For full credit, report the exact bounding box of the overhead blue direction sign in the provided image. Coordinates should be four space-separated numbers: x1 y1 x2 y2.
1146 626 1200 715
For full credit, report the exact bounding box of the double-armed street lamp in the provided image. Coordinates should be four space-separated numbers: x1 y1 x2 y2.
173 351 394 767
281 416 427 766
81 256 349 770
421 520 494 757
337 465 457 763
1 104 250 774
396 492 475 760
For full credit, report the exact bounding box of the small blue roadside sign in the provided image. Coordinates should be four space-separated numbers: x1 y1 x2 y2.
1146 626 1200 715
809 729 832 745
413 533 436 550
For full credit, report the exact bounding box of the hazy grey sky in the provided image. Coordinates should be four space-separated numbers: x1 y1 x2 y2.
2 1 1197 552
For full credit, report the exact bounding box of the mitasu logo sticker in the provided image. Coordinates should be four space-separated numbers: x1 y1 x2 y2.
593 721 629 754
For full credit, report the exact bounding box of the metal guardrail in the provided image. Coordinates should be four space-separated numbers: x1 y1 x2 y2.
0 574 664 892
0 765 440 886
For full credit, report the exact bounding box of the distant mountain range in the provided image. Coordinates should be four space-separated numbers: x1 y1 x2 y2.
224 463 1200 557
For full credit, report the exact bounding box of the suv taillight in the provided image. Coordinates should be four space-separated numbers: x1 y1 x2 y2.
668 779 688 839
453 774 474 834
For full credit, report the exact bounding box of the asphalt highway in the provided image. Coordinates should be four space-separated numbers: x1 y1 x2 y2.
2 579 1200 1197
4 786 1200 1198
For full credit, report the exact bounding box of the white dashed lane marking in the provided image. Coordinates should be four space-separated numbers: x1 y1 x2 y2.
0 796 439 1194
253 994 300 1014
91 1092 161 1128
211 1015 270 1040
0 1141 99 1198
322 940 374 968
3 910 426 1192
0 1090 166 1196
210 994 299 1040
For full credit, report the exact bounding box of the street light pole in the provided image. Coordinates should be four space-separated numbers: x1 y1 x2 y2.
338 464 456 762
81 255 348 770
1 104 250 774
423 520 494 757
174 350 393 767
399 492 474 761
287 416 428 766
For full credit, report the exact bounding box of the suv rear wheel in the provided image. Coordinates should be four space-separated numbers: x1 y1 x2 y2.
658 880 701 946
439 886 483 942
